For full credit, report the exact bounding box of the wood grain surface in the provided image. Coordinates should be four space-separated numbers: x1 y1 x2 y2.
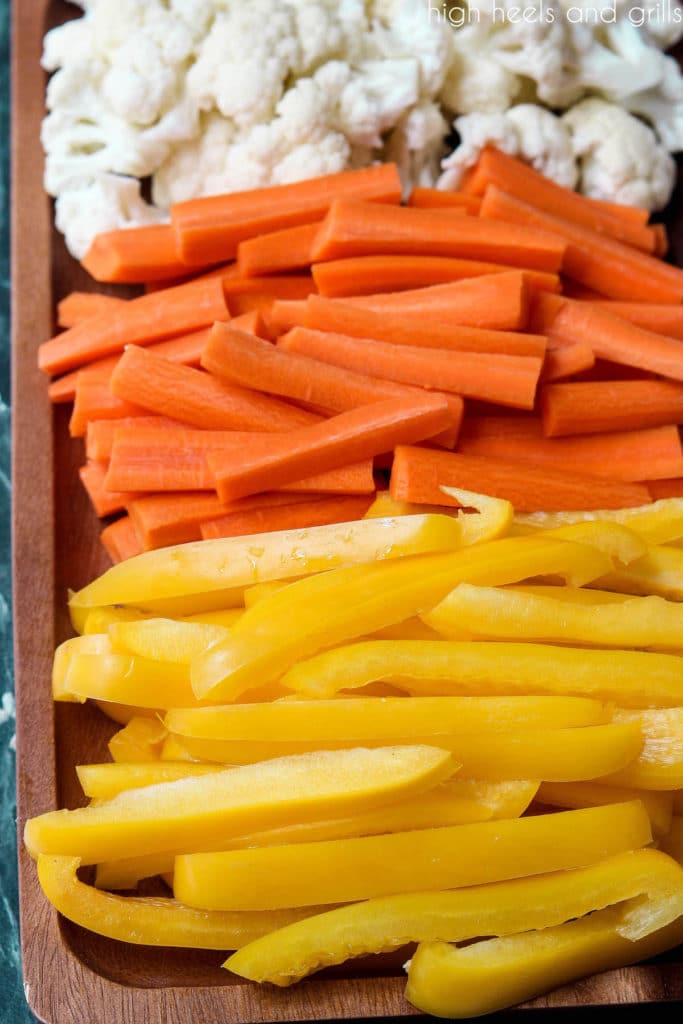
11 2 683 1021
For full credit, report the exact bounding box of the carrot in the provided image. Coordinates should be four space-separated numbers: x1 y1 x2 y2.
223 274 316 302
460 416 543 440
264 300 309 335
311 198 566 271
172 164 403 265
144 262 240 294
81 224 196 284
110 345 319 432
69 376 147 438
200 494 374 540
480 185 683 303
79 461 141 518
48 326 214 404
541 379 683 437
584 302 683 341
527 291 566 333
236 222 320 277
647 479 683 499
229 309 270 338
469 148 657 252
106 426 376 495
57 292 128 329
407 187 482 214
389 445 652 512
541 339 596 383
201 321 464 446
457 424 683 483
100 516 144 564
653 223 669 257
127 491 315 549
206 395 452 503
85 416 185 462
38 277 230 376
301 295 547 357
278 327 542 410
548 301 683 383
311 255 560 298
585 198 650 227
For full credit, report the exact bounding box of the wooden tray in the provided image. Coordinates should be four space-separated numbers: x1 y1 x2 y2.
11 2 683 1021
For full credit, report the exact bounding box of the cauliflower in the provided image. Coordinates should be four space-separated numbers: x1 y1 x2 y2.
55 174 164 259
438 105 578 191
624 54 683 150
442 25 523 114
563 98 676 210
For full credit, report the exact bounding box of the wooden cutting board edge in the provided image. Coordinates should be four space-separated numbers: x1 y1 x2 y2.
10 1 683 1020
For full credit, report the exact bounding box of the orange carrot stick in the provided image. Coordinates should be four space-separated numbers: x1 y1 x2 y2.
85 416 186 461
407 188 482 214
207 395 451 503
110 345 319 431
584 302 683 340
541 339 595 383
301 295 547 357
457 424 683 482
541 379 683 437
311 255 560 298
652 223 668 258
79 461 141 518
69 376 147 438
647 479 683 499
200 494 374 540
480 185 683 303
100 516 144 564
81 224 195 284
236 222 320 277
469 148 657 252
390 445 652 512
229 309 270 338
172 164 403 265
57 292 128 329
223 274 316 302
311 198 566 271
278 327 542 410
39 277 230 376
460 416 543 440
585 197 650 227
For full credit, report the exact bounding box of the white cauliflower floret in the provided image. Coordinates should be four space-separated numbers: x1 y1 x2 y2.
571 18 666 101
624 54 683 150
152 111 241 207
102 35 181 126
441 28 522 114
438 105 578 191
563 98 675 210
369 0 454 96
286 0 369 73
610 0 683 49
55 174 165 259
384 99 449 191
338 60 420 147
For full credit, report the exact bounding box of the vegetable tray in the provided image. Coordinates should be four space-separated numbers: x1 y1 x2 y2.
11 1 683 1020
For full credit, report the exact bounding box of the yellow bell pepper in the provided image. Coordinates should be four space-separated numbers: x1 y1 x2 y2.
661 816 683 864
243 581 293 608
536 781 673 837
280 638 683 708
24 745 455 864
191 536 613 701
108 717 168 764
94 701 159 725
108 617 231 665
424 583 683 650
69 514 462 612
165 696 608 745
365 488 514 547
37 855 321 949
367 618 441 641
596 544 683 600
57 651 202 710
171 722 641 781
52 634 111 700
94 780 540 892
76 761 222 800
406 887 683 1018
601 708 683 790
159 734 201 762
508 584 631 604
515 498 683 546
81 606 148 634
537 522 647 564
223 848 683 987
174 801 651 911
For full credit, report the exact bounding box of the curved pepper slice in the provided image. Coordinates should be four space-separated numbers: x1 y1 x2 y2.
108 717 168 764
223 848 683 986
515 499 683 546
174 801 651 911
57 651 201 710
279 638 683 707
597 544 683 600
24 745 456 865
601 708 683 790
536 781 673 837
108 617 231 664
191 536 613 701
37 855 322 949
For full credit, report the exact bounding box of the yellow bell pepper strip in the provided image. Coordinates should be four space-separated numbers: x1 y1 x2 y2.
279 638 683 708
181 608 244 626
37 855 323 949
23 744 456 865
170 722 641 780
439 487 514 546
77 761 223 800
69 514 463 613
94 780 539 892
424 583 683 650
81 606 148 634
108 617 231 665
515 498 683 547
661 816 683 864
57 651 205 710
52 634 112 700
367 617 441 641
543 522 647 563
596 544 683 600
601 708 683 790
94 701 159 725
405 894 683 1019
108 717 168 764
508 584 631 604
174 801 652 911
165 696 608 745
160 734 202 762
536 781 673 837
223 848 683 987
243 581 293 608
191 536 613 701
